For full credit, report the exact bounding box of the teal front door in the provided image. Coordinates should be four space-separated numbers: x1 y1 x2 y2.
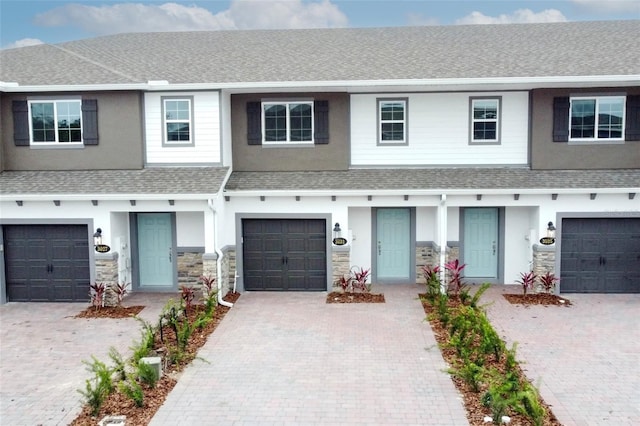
463 208 498 278
137 213 174 289
376 208 411 282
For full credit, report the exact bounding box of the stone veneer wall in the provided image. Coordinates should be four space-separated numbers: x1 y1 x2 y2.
95 252 119 306
202 252 218 293
177 249 204 287
415 241 460 284
532 244 556 292
332 246 351 288
221 246 236 296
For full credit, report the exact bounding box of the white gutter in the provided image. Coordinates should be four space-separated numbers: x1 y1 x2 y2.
2 74 638 93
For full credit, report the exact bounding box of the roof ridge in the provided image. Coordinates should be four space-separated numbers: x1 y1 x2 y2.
51 43 141 83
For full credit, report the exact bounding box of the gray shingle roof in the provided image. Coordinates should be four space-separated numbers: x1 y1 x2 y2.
2 20 639 86
225 168 640 192
0 167 229 196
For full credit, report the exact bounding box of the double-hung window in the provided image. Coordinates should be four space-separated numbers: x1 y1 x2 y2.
163 98 193 145
378 99 407 144
570 96 624 141
470 98 500 144
29 100 82 144
262 101 313 144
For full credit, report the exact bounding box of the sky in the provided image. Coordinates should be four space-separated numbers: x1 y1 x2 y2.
1 0 638 49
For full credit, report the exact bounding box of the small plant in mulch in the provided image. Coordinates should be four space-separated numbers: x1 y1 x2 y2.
504 271 570 307
89 282 107 309
327 266 385 303
72 291 240 425
419 274 561 425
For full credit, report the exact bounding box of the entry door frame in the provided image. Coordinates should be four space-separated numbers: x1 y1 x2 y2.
0 218 96 305
372 207 416 284
555 211 640 294
130 212 178 292
235 213 333 292
460 207 504 284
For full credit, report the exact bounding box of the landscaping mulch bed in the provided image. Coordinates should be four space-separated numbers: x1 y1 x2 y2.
71 292 240 426
74 305 145 319
326 291 385 303
503 293 571 306
420 293 562 426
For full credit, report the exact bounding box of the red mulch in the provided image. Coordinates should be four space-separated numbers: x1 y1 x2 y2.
326 291 385 303
71 292 240 426
503 293 571 306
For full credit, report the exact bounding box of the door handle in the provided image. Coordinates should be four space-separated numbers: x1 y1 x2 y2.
377 241 382 255
169 248 172 263
492 241 496 255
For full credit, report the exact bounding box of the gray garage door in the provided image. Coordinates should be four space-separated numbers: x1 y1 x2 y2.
243 219 326 291
3 225 91 301
560 218 640 293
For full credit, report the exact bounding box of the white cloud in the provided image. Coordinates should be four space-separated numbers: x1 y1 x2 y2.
455 9 568 25
3 38 45 49
33 1 348 36
571 0 640 13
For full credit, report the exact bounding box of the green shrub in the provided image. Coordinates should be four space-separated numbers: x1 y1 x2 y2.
137 360 159 388
118 375 144 407
77 356 114 416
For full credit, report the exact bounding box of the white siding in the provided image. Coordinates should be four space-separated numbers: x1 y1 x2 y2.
350 92 529 166
144 92 221 164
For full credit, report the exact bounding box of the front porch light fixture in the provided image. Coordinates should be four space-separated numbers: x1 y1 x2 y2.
93 228 103 246
333 223 342 238
546 222 556 239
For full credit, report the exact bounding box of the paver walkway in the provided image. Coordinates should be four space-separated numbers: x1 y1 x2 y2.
0 294 171 426
151 285 468 425
482 285 640 426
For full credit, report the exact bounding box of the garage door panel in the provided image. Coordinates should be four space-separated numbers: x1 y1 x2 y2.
4 225 90 302
561 218 640 293
243 219 326 291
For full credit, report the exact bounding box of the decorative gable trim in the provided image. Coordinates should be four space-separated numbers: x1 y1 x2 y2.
552 97 569 142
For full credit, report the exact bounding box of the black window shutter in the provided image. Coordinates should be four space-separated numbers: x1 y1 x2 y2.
12 100 29 146
247 101 262 145
625 95 640 141
314 100 329 144
552 97 570 142
82 99 99 145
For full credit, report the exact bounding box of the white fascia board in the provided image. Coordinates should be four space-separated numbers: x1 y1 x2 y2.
3 75 638 93
222 187 638 198
0 193 218 202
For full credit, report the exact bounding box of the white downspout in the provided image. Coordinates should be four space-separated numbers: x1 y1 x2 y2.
439 194 448 292
208 198 233 308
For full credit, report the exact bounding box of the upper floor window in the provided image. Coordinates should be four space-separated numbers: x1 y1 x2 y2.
378 99 407 145
570 96 625 141
262 101 313 144
470 97 500 144
163 97 193 145
29 100 82 144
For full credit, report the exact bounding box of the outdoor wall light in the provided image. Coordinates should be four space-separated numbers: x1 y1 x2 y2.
546 221 556 239
333 222 342 238
93 228 103 246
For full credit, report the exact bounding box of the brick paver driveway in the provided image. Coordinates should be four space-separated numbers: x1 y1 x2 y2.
0 294 171 426
483 285 640 426
151 285 468 425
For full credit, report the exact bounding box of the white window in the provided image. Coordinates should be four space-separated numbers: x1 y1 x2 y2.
163 98 193 145
570 96 625 141
262 101 313 143
470 98 500 144
378 99 407 144
28 100 82 144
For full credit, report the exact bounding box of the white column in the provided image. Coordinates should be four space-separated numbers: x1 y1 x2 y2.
438 194 448 289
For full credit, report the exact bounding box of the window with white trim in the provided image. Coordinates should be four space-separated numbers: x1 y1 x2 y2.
163 98 193 144
470 98 500 143
262 101 313 143
570 96 625 141
378 99 407 144
28 100 82 144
